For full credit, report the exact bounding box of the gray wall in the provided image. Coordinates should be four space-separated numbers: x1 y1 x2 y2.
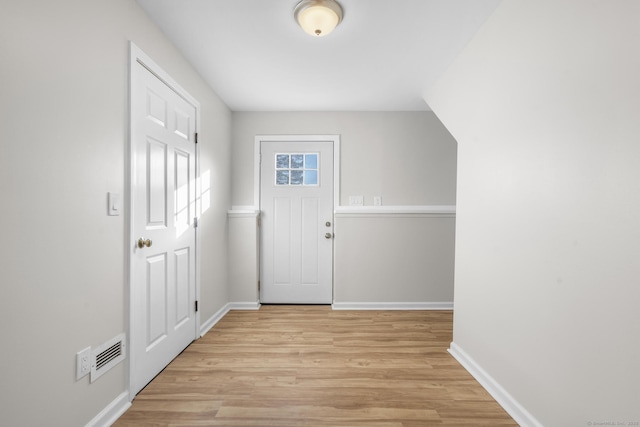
334 213 455 304
230 112 457 305
231 111 457 207
0 1 231 425
426 0 640 425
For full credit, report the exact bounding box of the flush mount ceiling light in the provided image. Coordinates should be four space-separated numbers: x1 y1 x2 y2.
294 0 343 37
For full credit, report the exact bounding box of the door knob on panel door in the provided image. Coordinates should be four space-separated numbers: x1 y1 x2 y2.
137 238 152 248
325 233 333 239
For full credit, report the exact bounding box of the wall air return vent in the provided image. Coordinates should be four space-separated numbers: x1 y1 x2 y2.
90 333 126 383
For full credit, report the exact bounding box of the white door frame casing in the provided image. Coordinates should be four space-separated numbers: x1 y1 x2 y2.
128 42 201 400
254 135 340 304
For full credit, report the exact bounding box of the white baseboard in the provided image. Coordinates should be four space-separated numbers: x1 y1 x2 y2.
448 342 542 427
199 301 261 337
331 302 453 310
85 391 131 427
200 303 231 336
228 301 261 310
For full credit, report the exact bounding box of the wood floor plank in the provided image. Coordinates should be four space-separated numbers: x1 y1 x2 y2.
114 306 516 426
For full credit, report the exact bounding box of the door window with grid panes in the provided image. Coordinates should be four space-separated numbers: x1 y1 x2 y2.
275 153 319 186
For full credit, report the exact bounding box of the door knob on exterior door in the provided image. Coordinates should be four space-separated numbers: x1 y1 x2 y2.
137 238 152 248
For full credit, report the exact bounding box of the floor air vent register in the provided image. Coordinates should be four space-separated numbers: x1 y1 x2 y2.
91 333 126 383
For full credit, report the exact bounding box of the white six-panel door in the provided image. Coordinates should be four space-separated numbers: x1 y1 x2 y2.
130 49 198 396
260 140 334 304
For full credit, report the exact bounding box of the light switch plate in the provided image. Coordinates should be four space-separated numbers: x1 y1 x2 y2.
108 192 120 216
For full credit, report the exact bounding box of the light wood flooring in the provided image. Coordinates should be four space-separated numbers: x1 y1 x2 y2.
114 305 516 426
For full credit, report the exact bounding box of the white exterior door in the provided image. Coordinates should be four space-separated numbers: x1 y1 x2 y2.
260 140 334 304
130 48 198 395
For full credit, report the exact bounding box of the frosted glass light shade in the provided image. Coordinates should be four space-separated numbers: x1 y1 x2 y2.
294 0 343 37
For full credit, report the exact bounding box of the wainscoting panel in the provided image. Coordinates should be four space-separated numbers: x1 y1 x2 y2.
228 208 260 304
333 207 455 305
229 206 455 307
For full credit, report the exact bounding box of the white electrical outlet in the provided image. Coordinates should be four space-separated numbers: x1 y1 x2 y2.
373 196 382 206
349 195 364 206
76 347 92 380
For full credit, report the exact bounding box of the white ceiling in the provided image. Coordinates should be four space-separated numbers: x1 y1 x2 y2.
135 0 500 111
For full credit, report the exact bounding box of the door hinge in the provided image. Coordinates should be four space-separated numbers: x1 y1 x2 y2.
195 300 199 312
258 280 261 292
194 132 198 144
194 217 198 228
257 216 261 227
